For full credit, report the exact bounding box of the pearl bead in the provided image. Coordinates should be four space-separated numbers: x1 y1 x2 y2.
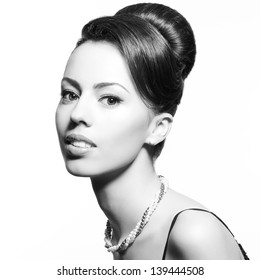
104 176 168 253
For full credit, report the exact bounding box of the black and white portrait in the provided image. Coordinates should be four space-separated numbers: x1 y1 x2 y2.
1 0 259 272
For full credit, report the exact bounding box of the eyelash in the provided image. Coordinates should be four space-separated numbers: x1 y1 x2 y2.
60 90 122 107
99 95 123 107
60 90 79 102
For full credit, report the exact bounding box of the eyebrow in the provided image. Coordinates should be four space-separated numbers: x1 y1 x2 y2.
94 82 130 94
61 77 81 91
61 77 130 94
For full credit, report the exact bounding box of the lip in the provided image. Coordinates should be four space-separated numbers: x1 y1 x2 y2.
65 134 97 147
64 133 97 156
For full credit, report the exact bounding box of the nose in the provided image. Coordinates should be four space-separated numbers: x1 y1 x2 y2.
70 95 93 127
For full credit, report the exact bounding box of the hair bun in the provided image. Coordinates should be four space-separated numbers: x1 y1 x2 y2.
116 3 196 79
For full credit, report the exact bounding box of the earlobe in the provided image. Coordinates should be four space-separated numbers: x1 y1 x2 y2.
145 113 173 146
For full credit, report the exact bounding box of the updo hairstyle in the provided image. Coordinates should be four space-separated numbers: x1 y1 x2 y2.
76 3 196 159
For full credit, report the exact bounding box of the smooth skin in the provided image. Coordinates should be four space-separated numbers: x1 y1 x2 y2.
56 41 244 260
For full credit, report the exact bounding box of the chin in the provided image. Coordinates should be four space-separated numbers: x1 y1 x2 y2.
64 159 109 178
67 168 90 177
65 160 92 177
64 157 134 180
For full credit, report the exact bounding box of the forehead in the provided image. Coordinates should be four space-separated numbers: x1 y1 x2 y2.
64 41 134 89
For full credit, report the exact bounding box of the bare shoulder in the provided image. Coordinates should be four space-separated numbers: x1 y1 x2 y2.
164 189 207 211
166 209 244 260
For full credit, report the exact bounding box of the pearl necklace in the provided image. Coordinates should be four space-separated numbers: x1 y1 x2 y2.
104 176 168 253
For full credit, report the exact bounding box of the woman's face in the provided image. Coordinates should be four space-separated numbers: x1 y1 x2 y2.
56 41 153 177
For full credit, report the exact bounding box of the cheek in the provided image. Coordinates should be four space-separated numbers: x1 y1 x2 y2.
99 109 149 158
55 106 72 152
55 106 70 135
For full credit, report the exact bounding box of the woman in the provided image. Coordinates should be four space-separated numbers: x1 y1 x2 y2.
55 3 249 260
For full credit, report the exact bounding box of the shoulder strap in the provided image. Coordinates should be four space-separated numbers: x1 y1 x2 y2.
162 208 237 260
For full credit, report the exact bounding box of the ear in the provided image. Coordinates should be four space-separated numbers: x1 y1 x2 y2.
145 113 173 146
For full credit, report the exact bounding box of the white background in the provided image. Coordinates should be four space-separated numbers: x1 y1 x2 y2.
0 0 259 263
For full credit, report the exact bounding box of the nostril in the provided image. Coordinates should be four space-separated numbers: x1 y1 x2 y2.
70 99 93 127
70 112 91 127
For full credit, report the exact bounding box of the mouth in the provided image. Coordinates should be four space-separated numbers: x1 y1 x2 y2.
64 134 97 156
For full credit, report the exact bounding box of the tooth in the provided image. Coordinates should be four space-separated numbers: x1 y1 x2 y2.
72 141 91 148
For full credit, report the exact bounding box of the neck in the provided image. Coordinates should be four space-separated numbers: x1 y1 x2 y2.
91 149 161 242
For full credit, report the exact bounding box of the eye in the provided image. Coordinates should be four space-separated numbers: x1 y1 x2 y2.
99 95 122 107
60 90 79 103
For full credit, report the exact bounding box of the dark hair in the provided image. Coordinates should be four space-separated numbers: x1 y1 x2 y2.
76 3 196 158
